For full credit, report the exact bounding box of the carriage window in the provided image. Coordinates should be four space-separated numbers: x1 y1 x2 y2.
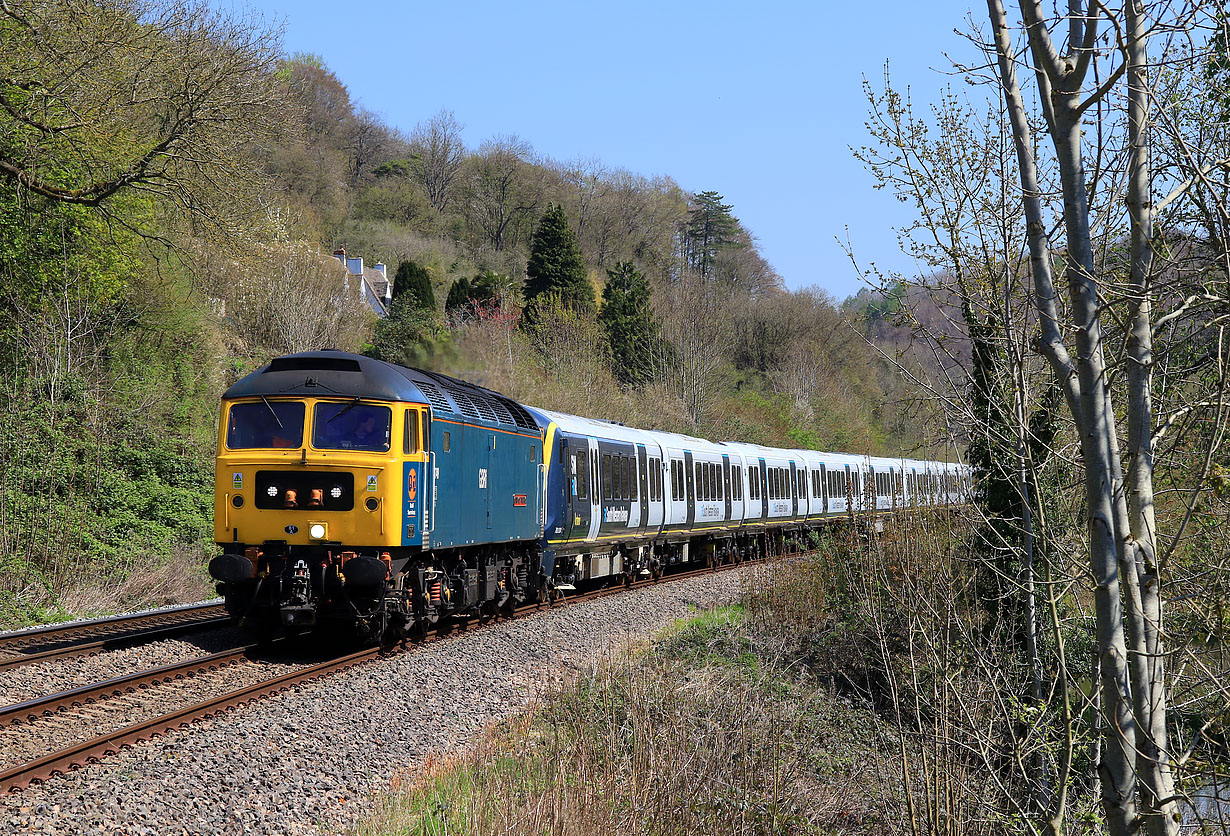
575 454 588 500
624 456 633 500
442 431 450 452
602 454 612 499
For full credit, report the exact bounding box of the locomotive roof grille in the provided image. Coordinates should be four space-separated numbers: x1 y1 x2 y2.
447 389 483 421
265 357 361 373
498 397 538 430
413 379 453 413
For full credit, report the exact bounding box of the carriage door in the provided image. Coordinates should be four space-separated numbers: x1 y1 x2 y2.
789 461 798 518
759 459 768 519
569 440 592 542
485 434 495 529
722 455 732 522
684 451 695 527
636 444 649 531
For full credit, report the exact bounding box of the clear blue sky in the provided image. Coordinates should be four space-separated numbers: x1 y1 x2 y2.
242 0 984 300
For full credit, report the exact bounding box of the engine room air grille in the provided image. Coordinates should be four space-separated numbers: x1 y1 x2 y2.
499 397 539 430
414 370 538 432
414 380 453 414
447 386 499 423
487 397 516 425
446 389 483 421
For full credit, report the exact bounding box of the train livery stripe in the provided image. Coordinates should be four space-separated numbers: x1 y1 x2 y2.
433 416 542 439
543 421 559 486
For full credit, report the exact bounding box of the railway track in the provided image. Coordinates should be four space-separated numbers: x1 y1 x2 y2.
0 558 762 794
0 603 228 672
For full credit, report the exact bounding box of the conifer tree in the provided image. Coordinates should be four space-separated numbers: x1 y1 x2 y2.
444 276 472 315
598 261 657 386
524 204 593 313
391 259 435 311
684 191 742 279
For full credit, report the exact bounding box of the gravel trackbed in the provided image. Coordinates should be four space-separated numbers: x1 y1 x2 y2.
1 568 751 836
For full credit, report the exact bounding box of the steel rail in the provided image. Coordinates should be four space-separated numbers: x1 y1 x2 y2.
0 644 257 728
0 553 781 794
0 604 228 669
0 614 232 673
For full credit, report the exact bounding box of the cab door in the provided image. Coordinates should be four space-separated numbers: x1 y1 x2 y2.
567 439 592 542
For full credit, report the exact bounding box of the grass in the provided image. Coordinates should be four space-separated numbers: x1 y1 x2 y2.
0 545 215 629
351 588 901 836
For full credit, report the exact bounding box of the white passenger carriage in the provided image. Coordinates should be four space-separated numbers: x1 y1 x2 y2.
531 405 971 588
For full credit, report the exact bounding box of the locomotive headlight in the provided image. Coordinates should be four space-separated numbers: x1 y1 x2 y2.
330 486 343 499
266 486 278 497
309 523 327 540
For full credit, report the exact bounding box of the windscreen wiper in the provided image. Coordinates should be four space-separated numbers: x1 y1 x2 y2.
260 395 283 429
327 397 362 423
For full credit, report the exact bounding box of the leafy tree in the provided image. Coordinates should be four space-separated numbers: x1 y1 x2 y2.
445 270 507 316
391 259 435 311
0 0 282 232
373 159 412 178
598 261 658 386
365 299 449 369
524 204 593 313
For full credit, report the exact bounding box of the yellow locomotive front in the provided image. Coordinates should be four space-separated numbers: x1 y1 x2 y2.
215 396 425 553
211 354 431 637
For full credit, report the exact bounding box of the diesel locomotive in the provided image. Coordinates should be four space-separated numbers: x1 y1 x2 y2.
210 351 969 640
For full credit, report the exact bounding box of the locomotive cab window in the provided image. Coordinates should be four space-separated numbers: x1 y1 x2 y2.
403 410 420 454
226 400 305 449
313 402 391 452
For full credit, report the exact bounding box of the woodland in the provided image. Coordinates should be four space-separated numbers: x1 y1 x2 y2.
1 2 1229 835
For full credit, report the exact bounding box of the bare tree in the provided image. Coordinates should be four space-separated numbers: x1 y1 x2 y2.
458 136 542 253
411 109 466 214
654 270 736 430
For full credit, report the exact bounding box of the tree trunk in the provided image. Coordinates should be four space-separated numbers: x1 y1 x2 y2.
1123 3 1179 832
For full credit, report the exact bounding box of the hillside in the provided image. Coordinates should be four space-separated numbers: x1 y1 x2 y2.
0 3 928 625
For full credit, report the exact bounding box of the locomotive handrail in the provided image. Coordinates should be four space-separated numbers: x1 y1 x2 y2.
429 450 437 535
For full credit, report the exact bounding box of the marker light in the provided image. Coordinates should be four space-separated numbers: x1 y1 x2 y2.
309 523 327 539
330 486 343 499
266 486 278 497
